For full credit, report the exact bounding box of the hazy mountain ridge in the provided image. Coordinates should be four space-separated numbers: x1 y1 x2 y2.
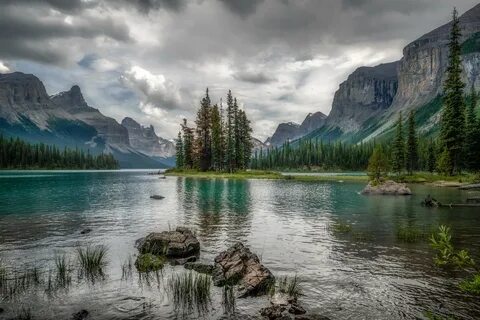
0 72 173 168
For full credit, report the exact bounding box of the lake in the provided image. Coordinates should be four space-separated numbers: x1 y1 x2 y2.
0 170 479 319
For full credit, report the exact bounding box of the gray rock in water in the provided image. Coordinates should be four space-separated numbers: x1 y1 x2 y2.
184 262 214 274
72 310 89 320
150 195 165 200
138 227 200 258
80 228 92 235
361 180 412 195
0 307 4 313
213 242 274 297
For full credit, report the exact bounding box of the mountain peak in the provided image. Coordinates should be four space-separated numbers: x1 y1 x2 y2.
51 84 88 109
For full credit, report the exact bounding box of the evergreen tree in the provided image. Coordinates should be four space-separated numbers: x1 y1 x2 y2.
175 131 184 169
440 8 466 175
405 110 419 175
233 97 241 170
392 112 405 174
182 119 195 169
225 90 236 172
437 147 453 175
195 88 212 171
211 103 224 170
427 140 437 173
464 85 480 171
367 145 389 182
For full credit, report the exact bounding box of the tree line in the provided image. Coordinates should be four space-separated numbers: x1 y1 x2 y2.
0 135 119 169
175 89 253 172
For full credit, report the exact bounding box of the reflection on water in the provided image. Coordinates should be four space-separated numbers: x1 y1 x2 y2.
0 171 479 319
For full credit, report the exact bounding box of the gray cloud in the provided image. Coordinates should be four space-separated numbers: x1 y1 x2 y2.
1 0 479 139
233 71 276 84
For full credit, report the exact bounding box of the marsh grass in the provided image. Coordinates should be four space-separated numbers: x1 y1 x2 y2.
137 269 162 289
121 256 134 280
55 254 71 288
459 274 480 295
278 275 301 298
76 245 108 281
396 225 432 243
222 285 236 314
168 272 212 314
329 221 352 234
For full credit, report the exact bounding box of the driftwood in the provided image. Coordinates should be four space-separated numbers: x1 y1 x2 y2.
439 203 480 208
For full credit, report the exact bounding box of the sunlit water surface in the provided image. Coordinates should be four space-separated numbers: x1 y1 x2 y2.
0 170 479 319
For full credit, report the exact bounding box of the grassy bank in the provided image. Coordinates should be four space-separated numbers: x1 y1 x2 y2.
393 172 479 185
165 169 368 182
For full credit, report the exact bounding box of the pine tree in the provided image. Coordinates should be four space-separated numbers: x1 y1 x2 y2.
392 112 405 175
182 119 195 169
211 103 224 171
405 110 419 175
225 90 236 172
175 131 184 169
233 97 241 170
195 88 212 171
440 8 466 175
427 140 437 173
368 145 389 182
437 147 453 175
464 85 480 171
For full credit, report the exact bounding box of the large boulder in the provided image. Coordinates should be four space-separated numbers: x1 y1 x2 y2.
137 227 200 258
212 242 274 297
361 180 412 195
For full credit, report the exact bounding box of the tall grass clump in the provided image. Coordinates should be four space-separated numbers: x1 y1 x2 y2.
55 254 71 288
76 245 108 280
121 256 133 280
168 272 212 314
277 275 301 298
222 285 236 314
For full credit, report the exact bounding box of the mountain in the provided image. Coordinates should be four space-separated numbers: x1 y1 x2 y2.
266 111 327 146
0 72 171 168
121 117 175 158
303 4 480 144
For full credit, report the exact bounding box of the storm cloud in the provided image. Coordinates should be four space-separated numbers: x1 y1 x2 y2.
0 0 478 139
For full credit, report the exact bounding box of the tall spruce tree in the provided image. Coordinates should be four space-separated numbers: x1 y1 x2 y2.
195 88 212 171
405 110 419 174
440 8 466 175
464 85 480 171
175 131 184 169
392 112 405 174
225 90 236 172
233 97 241 170
182 119 195 169
427 140 437 173
211 103 224 171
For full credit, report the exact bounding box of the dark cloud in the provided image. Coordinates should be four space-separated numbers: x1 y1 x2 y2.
1 0 95 12
127 0 187 13
233 71 276 84
218 0 264 17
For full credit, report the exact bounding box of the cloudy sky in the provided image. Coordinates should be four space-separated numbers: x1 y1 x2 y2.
0 0 478 140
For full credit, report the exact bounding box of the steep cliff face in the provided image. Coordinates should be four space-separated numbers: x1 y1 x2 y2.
325 62 399 133
299 111 327 134
121 117 175 158
51 86 130 147
391 4 480 112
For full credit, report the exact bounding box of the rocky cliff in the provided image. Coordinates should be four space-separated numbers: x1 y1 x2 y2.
325 62 399 133
121 117 175 158
267 111 327 146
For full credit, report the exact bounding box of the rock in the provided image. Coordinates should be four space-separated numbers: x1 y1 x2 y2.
184 262 214 274
288 302 306 315
212 242 275 297
72 310 89 320
361 180 412 195
138 227 200 258
169 255 198 266
80 228 92 235
150 195 165 200
421 194 441 207
260 305 292 320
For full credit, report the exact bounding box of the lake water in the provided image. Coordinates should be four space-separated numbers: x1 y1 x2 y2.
0 170 479 319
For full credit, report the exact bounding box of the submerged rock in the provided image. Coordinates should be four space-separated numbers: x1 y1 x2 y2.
361 180 412 195
213 242 274 297
421 194 441 207
184 262 214 274
72 310 89 320
80 228 92 235
137 227 200 258
150 195 165 200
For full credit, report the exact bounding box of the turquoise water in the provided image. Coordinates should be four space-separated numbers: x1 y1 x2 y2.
0 170 479 319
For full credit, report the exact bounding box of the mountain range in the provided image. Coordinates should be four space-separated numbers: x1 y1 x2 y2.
0 72 175 168
266 4 480 146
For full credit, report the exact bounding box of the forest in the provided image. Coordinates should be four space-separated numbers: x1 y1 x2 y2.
0 135 119 169
175 89 253 172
